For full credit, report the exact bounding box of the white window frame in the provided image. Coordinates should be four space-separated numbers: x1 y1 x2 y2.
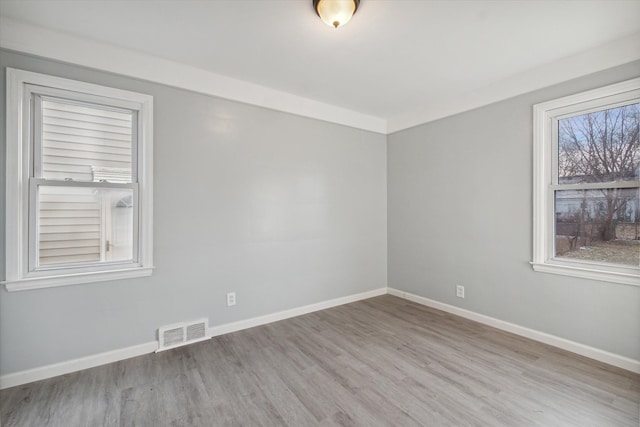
4 68 154 291
532 77 640 287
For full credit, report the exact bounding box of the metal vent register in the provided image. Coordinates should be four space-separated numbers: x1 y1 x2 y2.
157 318 209 352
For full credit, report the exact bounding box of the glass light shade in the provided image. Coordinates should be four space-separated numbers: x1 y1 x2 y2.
315 0 358 28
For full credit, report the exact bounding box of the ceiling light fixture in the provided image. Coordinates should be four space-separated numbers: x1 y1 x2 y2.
313 0 360 29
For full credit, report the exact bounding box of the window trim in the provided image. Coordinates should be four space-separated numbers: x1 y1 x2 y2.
4 68 154 291
532 77 640 287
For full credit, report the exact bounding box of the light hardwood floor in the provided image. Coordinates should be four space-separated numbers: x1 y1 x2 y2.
1 295 639 426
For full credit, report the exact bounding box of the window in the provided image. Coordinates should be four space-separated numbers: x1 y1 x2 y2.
4 69 153 291
532 78 639 286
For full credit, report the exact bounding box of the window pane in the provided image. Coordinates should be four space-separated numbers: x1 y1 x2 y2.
38 186 134 266
106 189 135 262
41 98 133 182
558 103 639 184
554 187 639 267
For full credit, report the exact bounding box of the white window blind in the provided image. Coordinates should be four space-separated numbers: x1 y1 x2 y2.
40 98 133 182
33 96 138 268
38 186 102 266
4 68 154 291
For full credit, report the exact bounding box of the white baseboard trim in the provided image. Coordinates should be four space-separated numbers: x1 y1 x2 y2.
0 341 158 390
207 287 387 338
4 286 635 389
0 287 387 389
387 287 640 374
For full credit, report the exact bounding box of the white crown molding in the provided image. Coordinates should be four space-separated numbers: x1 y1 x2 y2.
2 18 638 136
387 287 640 374
0 17 387 134
387 32 640 134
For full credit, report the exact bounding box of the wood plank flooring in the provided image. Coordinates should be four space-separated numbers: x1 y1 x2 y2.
1 295 638 426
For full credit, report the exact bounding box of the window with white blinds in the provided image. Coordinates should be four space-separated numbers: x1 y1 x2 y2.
34 97 136 268
4 68 153 291
40 98 134 182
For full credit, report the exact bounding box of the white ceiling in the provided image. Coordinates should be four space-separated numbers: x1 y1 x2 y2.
1 0 639 133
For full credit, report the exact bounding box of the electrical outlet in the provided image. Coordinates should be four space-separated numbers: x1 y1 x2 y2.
226 292 236 307
456 285 465 298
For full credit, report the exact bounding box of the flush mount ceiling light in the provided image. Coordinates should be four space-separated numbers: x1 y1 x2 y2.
313 0 360 29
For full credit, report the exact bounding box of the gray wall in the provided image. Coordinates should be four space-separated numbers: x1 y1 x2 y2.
388 60 640 360
0 50 388 375
1 47 638 377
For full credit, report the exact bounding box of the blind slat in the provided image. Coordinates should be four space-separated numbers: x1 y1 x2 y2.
43 117 132 135
43 108 131 127
43 124 132 141
40 247 101 257
40 202 101 210
40 239 100 250
43 139 131 156
43 155 130 169
42 163 95 173
39 254 100 265
40 217 101 226
43 147 131 163
41 171 92 181
39 232 101 241
40 209 100 218
40 193 99 203
40 224 101 233
44 132 131 148
43 100 132 121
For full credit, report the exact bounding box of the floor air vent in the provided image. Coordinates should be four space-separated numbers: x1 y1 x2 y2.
157 318 209 352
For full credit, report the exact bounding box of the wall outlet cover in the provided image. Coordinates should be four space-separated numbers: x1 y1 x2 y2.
227 292 236 307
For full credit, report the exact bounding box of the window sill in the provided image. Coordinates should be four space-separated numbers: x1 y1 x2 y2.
531 261 639 287
2 266 154 292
